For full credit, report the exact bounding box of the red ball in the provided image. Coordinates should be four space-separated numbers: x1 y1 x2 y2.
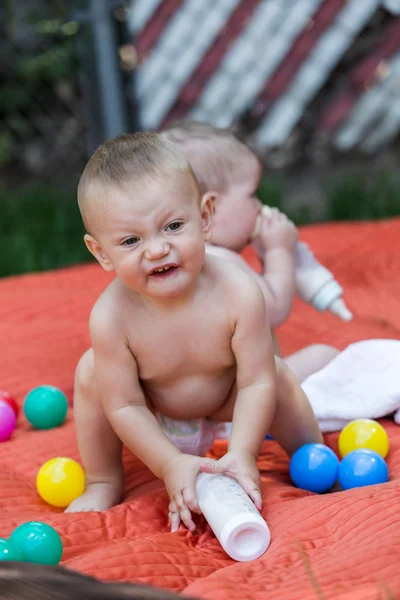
0 390 19 418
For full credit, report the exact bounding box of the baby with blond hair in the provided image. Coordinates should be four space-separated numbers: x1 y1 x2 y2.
67 132 322 531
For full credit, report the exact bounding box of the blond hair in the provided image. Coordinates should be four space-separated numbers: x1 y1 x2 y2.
160 121 259 194
78 132 196 231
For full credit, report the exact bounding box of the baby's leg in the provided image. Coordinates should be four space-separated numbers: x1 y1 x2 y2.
65 349 124 512
284 345 339 383
269 356 323 455
272 329 338 383
212 358 322 456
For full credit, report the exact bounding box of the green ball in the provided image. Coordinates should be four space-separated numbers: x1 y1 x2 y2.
24 385 68 429
9 522 63 565
0 538 23 561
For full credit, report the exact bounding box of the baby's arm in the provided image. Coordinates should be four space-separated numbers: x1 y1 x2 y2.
201 275 277 507
90 307 209 531
255 208 298 326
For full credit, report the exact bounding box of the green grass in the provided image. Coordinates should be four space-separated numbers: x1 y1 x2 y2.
0 181 92 277
325 171 400 221
1 170 400 278
257 170 400 224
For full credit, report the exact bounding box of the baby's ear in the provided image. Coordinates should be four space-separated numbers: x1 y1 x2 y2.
84 234 114 272
200 192 214 241
207 191 219 210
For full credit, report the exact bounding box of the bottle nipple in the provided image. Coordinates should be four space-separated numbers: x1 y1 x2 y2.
329 298 353 321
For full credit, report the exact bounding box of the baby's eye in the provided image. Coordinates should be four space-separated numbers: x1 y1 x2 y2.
122 237 139 246
166 221 183 232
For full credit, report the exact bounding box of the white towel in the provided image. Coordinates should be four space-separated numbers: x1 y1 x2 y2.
301 340 400 432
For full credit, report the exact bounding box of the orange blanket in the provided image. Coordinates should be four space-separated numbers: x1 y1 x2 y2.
1 219 400 599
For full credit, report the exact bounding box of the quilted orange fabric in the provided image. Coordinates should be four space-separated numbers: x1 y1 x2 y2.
1 218 400 599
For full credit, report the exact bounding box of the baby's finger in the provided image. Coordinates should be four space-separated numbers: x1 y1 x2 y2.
175 493 196 532
169 500 180 533
200 458 221 473
238 476 262 511
249 488 262 511
183 486 201 514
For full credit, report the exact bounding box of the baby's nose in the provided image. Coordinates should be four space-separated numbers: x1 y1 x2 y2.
144 238 170 259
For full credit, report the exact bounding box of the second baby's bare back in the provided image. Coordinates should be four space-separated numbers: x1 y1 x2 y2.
90 255 263 421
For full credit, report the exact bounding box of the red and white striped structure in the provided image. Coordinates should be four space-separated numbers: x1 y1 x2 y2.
128 0 400 156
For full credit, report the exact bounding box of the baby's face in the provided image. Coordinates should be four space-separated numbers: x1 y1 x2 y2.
211 153 262 252
87 169 211 300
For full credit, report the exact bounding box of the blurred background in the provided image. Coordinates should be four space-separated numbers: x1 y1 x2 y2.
1 0 399 277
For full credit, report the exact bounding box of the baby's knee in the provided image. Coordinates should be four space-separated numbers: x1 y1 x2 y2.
75 348 95 395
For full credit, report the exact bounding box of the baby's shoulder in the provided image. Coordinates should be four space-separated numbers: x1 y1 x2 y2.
205 254 263 306
89 279 138 338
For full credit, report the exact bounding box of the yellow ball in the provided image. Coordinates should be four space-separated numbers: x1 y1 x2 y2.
338 419 389 458
37 457 86 508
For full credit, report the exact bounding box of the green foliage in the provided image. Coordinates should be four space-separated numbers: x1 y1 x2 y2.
259 170 400 224
0 133 13 164
1 1 79 166
325 172 400 221
0 182 91 277
257 176 285 211
17 38 77 83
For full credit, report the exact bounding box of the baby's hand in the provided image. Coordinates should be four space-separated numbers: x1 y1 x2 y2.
162 453 215 532
260 208 298 253
200 450 262 510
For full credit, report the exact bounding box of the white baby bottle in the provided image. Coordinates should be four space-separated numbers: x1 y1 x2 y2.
252 207 353 321
294 241 352 321
196 473 271 562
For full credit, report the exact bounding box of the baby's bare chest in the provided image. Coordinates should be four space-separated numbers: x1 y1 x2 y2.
128 310 235 383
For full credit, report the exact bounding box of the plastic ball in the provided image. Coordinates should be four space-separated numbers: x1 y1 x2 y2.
24 385 68 429
338 419 389 458
0 400 17 442
0 390 19 418
0 538 23 561
9 521 63 565
37 457 86 508
290 443 339 493
338 449 389 490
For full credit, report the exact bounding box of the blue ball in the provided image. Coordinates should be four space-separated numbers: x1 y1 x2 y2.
338 449 389 490
290 443 339 493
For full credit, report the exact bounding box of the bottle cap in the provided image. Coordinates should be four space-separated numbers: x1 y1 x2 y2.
312 280 343 311
252 206 272 240
252 214 262 240
313 281 353 320
219 512 271 562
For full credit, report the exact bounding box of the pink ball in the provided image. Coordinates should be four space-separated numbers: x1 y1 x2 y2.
0 400 17 442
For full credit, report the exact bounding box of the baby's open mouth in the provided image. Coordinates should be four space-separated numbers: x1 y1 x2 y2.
149 265 178 277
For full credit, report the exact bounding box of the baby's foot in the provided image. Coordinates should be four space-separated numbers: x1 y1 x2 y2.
65 480 123 513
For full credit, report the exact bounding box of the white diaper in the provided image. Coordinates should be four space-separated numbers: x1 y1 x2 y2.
157 413 225 456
